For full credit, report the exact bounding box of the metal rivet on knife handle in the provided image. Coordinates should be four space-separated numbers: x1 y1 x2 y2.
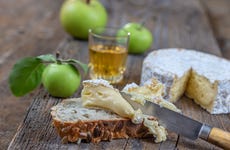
198 124 212 140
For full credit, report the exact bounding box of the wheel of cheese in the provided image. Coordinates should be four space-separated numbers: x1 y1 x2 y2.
141 48 230 114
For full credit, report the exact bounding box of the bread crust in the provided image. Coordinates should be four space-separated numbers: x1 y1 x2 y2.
51 99 156 143
52 118 155 143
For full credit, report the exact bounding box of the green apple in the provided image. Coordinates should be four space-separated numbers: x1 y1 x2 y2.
60 0 108 39
121 23 153 54
42 63 81 98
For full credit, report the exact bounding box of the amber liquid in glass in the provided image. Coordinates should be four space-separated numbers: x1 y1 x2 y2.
89 44 128 83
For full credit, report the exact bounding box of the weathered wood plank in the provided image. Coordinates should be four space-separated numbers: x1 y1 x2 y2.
200 0 230 59
7 0 230 149
124 138 161 150
0 0 65 149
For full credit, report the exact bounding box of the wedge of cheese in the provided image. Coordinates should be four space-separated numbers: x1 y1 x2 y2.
141 48 230 114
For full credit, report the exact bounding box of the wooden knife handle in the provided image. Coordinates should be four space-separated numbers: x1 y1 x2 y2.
207 127 230 150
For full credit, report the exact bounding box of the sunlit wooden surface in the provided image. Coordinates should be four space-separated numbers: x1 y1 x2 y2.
1 0 229 149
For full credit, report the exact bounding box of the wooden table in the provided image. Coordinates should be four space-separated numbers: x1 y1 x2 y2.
6 0 230 149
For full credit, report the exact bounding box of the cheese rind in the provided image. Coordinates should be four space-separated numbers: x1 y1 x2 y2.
141 48 230 114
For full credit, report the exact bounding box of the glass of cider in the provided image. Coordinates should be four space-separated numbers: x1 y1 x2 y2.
88 27 130 83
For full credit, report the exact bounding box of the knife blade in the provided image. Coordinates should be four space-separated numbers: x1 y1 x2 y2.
120 92 230 149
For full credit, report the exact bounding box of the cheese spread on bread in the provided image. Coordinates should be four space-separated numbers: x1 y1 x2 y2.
51 98 167 143
81 79 167 142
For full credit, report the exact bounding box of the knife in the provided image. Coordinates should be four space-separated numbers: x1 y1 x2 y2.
120 92 230 150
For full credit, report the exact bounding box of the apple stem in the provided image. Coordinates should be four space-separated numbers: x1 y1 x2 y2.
86 0 90 4
56 51 62 64
138 20 145 30
56 51 60 59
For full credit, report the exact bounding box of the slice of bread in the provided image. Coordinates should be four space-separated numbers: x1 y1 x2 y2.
51 98 165 143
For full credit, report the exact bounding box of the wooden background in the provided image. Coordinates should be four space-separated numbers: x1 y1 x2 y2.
1 0 230 149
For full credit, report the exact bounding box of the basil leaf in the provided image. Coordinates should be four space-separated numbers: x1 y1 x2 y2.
37 54 56 62
9 57 45 96
65 59 88 74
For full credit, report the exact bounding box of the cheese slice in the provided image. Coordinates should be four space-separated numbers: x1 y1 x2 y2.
122 78 165 103
122 79 181 113
81 79 135 118
141 48 230 114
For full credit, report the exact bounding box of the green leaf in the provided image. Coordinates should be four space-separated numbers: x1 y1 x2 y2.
64 59 88 74
9 57 45 96
37 54 56 62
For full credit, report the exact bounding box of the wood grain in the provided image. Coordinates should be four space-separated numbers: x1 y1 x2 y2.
0 0 65 149
208 127 230 150
200 0 230 59
4 0 230 149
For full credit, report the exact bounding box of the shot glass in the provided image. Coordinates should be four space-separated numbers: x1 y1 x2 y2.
88 27 130 83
